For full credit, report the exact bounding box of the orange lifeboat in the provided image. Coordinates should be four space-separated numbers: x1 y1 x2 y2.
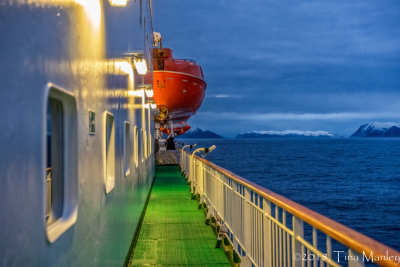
152 48 207 123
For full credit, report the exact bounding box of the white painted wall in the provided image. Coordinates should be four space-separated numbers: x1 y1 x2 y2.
0 0 155 265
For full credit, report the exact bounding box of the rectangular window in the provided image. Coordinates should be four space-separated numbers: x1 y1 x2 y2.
46 98 64 225
148 131 151 156
124 121 130 177
143 129 148 160
104 112 115 193
45 84 78 243
140 129 145 162
146 108 151 157
133 126 139 167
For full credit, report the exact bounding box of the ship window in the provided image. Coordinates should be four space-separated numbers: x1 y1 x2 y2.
46 98 64 225
133 126 139 167
104 112 115 193
148 129 152 156
141 129 146 162
45 84 78 243
139 129 143 162
144 130 148 160
124 121 131 177
147 110 152 156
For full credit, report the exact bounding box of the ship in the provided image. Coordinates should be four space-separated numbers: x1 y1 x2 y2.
0 0 155 265
0 0 399 267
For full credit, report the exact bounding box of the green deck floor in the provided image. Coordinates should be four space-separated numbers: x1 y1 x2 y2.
130 166 230 267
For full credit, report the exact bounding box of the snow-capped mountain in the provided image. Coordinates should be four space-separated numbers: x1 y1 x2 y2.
236 130 335 139
179 128 223 139
351 122 400 137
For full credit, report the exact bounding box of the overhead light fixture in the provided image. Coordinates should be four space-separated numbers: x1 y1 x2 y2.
109 0 129 6
137 84 152 93
123 51 148 75
127 90 144 97
133 57 147 75
147 99 157 109
145 89 153 98
136 84 153 98
129 84 153 100
114 60 134 87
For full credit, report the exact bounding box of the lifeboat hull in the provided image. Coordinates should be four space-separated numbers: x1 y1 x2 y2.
152 48 206 123
160 123 191 137
153 70 206 122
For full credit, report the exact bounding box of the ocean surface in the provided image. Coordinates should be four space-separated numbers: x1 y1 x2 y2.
180 138 400 251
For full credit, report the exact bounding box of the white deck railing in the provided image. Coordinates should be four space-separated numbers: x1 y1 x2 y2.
180 149 400 267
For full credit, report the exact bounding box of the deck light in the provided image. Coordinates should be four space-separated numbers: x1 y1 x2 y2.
145 89 154 97
128 84 152 98
74 0 102 30
133 57 147 75
147 99 157 109
127 90 144 97
114 60 134 88
123 51 148 75
192 145 216 158
183 144 196 150
204 145 216 154
109 0 129 6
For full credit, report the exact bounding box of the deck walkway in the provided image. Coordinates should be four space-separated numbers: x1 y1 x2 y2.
130 166 230 267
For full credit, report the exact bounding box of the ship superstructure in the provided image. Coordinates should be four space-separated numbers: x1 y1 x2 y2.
0 0 155 265
0 1 400 267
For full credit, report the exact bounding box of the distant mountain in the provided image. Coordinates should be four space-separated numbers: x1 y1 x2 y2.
179 128 223 139
236 130 335 139
351 122 400 138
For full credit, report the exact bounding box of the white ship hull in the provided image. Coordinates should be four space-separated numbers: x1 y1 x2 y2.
0 0 155 265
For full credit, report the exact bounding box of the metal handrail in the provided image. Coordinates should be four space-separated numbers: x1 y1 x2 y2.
181 149 400 267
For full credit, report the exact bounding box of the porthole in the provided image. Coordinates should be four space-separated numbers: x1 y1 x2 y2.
133 126 139 167
45 83 78 243
103 112 115 193
123 121 131 177
143 129 148 160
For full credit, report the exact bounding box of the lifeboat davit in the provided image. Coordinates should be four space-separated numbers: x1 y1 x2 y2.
152 48 207 123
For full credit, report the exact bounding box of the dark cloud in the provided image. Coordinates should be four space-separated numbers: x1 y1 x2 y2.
153 0 400 136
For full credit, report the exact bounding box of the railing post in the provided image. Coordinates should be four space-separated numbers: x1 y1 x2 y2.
206 203 215 221
184 152 186 174
180 149 183 169
243 188 252 263
292 216 304 267
188 154 190 175
264 199 272 267
190 158 195 193
196 160 203 194
193 159 197 194
217 172 224 218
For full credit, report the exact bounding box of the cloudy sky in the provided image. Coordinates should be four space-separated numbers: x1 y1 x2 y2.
152 0 400 137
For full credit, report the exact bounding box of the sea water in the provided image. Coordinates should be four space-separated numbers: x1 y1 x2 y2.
180 138 400 251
